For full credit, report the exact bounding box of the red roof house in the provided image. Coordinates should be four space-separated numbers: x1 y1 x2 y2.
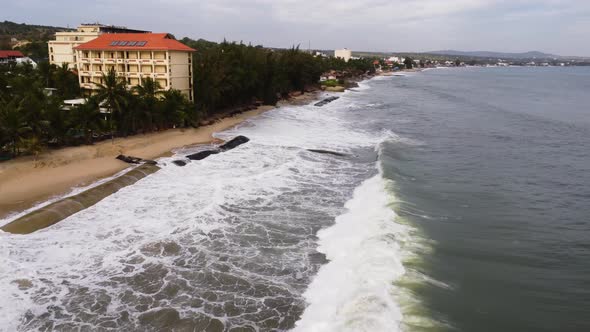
0 50 25 60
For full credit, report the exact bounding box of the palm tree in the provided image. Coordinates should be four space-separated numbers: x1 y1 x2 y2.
53 63 80 99
160 89 191 128
72 96 103 144
43 96 70 145
133 77 161 131
95 68 127 141
0 97 30 155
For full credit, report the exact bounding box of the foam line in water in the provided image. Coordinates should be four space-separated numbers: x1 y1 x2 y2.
293 172 408 332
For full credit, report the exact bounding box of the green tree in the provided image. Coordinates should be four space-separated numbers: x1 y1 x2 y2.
404 57 414 69
95 68 127 138
53 63 80 99
71 96 104 144
160 89 197 128
133 77 162 131
0 97 30 155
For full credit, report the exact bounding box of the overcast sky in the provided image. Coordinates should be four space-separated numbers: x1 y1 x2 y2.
4 0 590 56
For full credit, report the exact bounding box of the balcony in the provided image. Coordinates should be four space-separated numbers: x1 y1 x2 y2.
81 83 98 90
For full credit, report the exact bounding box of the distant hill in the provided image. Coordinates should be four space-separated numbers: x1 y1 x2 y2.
427 50 560 59
0 20 72 42
0 21 74 61
0 21 73 61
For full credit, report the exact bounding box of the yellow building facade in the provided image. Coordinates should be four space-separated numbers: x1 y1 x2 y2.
74 33 195 101
48 24 149 69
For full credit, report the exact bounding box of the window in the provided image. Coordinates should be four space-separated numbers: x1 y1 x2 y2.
51 55 54 61
50 47 53 53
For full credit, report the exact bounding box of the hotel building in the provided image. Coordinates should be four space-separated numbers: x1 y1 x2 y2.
48 24 149 69
73 33 196 102
334 48 352 62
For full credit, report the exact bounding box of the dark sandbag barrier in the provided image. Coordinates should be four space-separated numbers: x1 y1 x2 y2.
314 96 339 107
1 164 160 235
179 136 250 164
307 149 348 157
116 154 157 165
219 135 250 151
186 150 220 161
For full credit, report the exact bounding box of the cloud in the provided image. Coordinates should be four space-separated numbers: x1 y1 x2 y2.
3 0 590 55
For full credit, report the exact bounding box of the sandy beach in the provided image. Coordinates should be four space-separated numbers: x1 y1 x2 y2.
0 94 318 219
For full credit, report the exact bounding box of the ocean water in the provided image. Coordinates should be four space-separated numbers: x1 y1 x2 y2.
1 67 589 331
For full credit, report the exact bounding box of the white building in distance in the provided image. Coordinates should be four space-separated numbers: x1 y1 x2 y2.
334 48 352 62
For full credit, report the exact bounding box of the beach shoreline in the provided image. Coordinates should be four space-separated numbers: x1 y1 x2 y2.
0 93 319 220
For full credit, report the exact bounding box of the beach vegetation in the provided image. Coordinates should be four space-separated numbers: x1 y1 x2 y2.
0 64 193 157
0 39 376 159
182 38 376 115
320 79 341 87
404 57 414 69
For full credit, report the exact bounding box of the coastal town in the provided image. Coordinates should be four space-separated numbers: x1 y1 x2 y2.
1 22 398 164
2 21 589 216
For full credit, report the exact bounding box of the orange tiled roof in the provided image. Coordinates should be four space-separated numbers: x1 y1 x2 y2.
74 33 195 52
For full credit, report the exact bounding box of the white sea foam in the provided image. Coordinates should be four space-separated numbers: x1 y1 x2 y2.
293 171 409 332
0 75 414 331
